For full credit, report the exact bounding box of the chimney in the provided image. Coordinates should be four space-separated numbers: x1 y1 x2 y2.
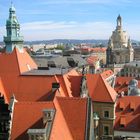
52 82 60 92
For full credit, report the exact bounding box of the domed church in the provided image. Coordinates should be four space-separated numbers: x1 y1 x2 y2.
106 15 134 65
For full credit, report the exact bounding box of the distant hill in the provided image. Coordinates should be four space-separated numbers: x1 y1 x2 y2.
0 39 139 46
24 39 109 46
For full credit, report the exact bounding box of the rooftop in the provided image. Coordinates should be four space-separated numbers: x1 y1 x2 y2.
115 96 140 132
22 67 71 76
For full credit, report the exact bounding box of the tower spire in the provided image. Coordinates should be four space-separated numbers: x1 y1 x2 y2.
116 14 122 30
4 4 24 53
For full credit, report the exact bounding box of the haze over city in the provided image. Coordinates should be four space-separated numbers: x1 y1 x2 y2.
0 0 140 41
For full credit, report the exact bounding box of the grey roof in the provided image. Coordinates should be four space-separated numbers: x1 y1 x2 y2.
21 68 70 76
32 54 87 68
129 88 140 96
125 61 140 67
129 79 138 86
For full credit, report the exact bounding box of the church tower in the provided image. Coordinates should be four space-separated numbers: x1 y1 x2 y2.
106 15 134 65
4 3 24 53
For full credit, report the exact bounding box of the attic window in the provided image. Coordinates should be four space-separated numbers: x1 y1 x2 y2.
130 102 135 111
120 117 125 128
120 124 125 128
119 102 124 111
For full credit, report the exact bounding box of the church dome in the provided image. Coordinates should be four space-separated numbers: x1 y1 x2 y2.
129 79 138 87
129 88 140 96
111 30 128 47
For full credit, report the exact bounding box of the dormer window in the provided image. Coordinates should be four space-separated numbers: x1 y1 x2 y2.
130 102 135 112
119 102 124 111
120 124 125 128
43 109 55 124
120 117 125 128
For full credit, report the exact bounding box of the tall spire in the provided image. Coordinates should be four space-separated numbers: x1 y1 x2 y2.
116 14 122 30
4 3 24 53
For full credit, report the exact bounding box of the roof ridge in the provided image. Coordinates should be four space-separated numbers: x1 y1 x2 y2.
15 101 54 104
62 75 72 97
92 74 100 95
56 96 87 100
100 74 115 102
14 48 21 74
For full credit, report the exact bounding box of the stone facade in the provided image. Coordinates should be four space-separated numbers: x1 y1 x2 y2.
93 102 115 140
121 61 140 78
106 15 134 65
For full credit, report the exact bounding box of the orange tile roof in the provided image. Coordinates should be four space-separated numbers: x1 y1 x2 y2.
15 48 37 73
81 47 106 53
86 56 99 65
11 101 54 140
11 97 88 140
120 117 126 125
101 70 114 79
114 77 140 94
50 97 87 140
1 75 59 103
0 48 37 76
2 69 80 103
90 47 107 53
0 49 80 103
86 74 117 103
115 96 140 132
0 78 8 103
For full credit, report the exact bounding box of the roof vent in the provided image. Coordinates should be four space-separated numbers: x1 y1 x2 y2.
52 82 60 92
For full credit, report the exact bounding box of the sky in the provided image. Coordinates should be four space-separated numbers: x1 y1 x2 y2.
0 0 140 41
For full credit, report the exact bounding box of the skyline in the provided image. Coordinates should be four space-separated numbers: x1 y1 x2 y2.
0 0 140 41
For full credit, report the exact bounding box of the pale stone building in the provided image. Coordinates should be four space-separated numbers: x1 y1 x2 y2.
106 15 134 65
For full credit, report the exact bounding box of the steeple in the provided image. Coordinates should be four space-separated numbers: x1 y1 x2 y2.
4 3 24 53
116 14 122 30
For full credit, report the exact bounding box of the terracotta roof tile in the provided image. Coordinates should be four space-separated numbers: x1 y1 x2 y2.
11 97 88 140
11 101 54 140
51 97 87 140
101 70 114 79
86 74 117 103
115 96 140 132
0 48 37 76
86 56 99 65
0 78 8 103
115 77 140 94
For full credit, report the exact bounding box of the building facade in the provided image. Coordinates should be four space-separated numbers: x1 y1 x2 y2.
106 15 134 65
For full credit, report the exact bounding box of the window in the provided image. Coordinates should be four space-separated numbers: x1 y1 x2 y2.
104 126 109 135
104 111 109 118
31 135 34 140
120 124 124 128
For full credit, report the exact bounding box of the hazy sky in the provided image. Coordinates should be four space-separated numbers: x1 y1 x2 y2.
0 0 140 41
